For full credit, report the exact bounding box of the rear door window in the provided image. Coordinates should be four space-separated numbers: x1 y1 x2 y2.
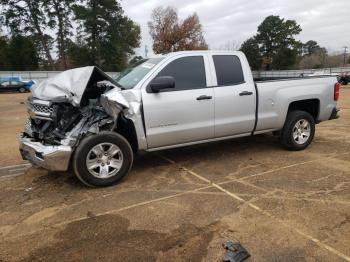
213 55 244 86
157 56 206 92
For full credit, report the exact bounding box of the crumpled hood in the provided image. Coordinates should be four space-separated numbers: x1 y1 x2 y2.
31 66 122 106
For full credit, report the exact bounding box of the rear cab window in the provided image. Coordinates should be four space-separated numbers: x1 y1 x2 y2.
212 55 245 86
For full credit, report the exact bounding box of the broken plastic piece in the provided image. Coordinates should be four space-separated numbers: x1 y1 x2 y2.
222 240 250 262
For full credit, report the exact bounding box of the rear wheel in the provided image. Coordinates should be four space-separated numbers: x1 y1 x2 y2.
280 110 315 151
19 87 26 93
73 132 133 187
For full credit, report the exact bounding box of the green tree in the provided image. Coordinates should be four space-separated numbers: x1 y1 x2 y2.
0 34 39 70
71 0 141 71
240 37 262 70
67 37 91 67
0 0 55 69
129 56 143 66
43 0 74 70
0 35 9 70
6 35 39 70
272 47 298 70
303 40 320 55
255 15 302 69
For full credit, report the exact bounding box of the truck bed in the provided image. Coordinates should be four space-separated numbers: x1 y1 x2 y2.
254 76 337 133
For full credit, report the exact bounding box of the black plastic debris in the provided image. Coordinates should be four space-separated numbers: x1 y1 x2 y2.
222 240 250 262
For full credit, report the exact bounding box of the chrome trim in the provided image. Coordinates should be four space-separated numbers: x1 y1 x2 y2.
24 119 34 137
27 99 54 120
32 99 51 106
32 104 54 114
19 136 72 171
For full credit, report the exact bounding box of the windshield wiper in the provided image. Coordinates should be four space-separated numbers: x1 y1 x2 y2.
115 81 126 90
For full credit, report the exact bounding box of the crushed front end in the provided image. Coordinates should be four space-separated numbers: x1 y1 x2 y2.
20 66 129 171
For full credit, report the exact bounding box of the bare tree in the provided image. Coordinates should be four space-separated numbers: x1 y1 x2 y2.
299 48 327 69
148 6 208 54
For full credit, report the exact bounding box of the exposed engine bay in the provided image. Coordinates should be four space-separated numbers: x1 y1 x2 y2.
22 67 129 149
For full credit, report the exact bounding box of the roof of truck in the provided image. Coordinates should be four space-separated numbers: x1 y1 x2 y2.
149 50 243 59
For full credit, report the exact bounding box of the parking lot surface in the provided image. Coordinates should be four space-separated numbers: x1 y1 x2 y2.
0 88 350 261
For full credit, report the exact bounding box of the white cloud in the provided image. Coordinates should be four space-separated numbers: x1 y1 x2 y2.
121 0 350 56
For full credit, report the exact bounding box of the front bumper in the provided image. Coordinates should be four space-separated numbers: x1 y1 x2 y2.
19 136 72 171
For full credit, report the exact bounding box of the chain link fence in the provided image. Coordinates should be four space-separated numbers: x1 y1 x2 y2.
252 67 350 79
0 71 120 84
1 67 350 83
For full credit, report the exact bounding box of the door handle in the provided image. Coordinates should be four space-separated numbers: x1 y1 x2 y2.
239 91 253 96
196 95 213 101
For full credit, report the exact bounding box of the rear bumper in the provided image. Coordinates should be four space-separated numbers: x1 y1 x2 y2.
329 107 340 120
19 136 72 171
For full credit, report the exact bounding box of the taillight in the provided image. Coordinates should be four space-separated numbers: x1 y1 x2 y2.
334 82 341 101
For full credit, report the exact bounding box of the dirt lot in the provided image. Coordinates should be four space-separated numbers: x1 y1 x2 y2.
0 88 350 261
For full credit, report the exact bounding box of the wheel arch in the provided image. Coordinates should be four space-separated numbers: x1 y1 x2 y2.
115 115 139 154
287 99 320 122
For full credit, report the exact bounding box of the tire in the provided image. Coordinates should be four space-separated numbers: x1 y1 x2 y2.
280 110 315 151
19 87 26 93
73 132 133 187
340 80 348 85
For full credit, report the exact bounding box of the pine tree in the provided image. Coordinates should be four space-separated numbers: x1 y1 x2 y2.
71 0 141 71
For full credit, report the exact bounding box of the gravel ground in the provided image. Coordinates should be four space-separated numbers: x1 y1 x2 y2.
0 87 349 261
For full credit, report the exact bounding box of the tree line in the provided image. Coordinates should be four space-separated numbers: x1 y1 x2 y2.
148 10 346 70
0 0 141 71
239 15 337 70
0 2 346 72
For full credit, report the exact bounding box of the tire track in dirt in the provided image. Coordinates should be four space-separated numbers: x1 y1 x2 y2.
0 163 31 178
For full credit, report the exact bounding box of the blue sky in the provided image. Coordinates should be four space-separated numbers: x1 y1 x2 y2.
121 0 350 56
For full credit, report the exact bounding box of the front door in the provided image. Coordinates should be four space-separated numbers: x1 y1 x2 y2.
142 55 215 148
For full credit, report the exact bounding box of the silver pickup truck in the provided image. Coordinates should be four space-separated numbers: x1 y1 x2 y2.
20 51 340 187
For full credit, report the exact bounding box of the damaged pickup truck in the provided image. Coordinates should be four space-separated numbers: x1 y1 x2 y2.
20 51 341 187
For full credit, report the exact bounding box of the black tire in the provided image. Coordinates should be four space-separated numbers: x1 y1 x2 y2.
280 110 315 151
19 87 26 93
73 132 133 187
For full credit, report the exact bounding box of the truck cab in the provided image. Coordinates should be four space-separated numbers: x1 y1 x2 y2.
136 51 256 149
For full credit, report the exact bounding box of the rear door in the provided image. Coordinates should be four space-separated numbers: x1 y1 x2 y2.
141 54 215 148
211 54 256 137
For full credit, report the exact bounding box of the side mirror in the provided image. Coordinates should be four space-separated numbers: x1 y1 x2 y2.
149 76 175 93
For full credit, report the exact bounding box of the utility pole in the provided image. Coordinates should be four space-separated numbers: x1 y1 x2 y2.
343 46 348 66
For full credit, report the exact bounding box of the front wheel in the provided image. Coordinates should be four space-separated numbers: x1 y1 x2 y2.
280 111 315 151
73 132 133 187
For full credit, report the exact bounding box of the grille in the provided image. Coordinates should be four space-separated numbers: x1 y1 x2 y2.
24 119 34 136
32 104 54 114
